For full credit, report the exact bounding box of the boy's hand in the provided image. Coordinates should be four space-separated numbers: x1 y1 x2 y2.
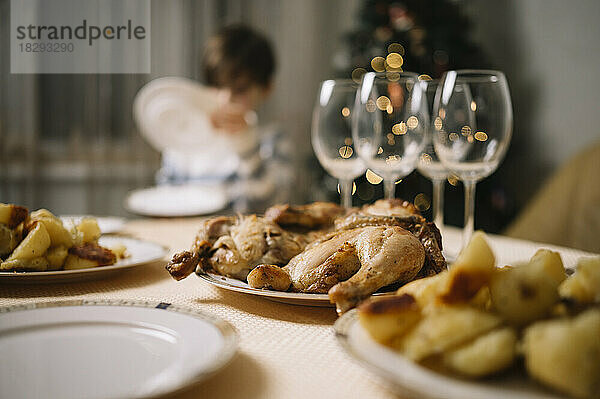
209 104 249 134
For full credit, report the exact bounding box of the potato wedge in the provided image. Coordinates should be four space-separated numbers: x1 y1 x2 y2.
439 232 495 303
46 246 68 270
399 305 502 361
0 203 28 228
443 327 517 377
28 215 73 247
0 224 19 257
0 256 48 271
7 222 51 260
358 294 422 344
559 256 600 304
396 271 449 309
523 308 600 399
490 262 560 325
63 254 101 270
529 249 566 286
63 243 116 270
74 218 101 245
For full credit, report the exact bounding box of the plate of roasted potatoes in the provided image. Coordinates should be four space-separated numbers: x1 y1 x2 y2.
0 203 168 283
335 232 600 399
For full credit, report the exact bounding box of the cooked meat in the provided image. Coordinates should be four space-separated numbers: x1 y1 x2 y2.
247 264 292 291
249 225 426 313
285 231 362 293
166 215 308 280
264 202 347 229
68 243 116 266
335 214 446 276
166 250 199 281
360 199 419 217
167 200 446 312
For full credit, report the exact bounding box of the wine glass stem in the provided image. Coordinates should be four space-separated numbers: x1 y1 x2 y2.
462 180 477 249
432 178 445 231
384 178 396 199
340 178 353 208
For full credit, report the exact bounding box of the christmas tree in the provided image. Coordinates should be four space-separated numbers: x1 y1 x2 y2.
309 0 515 232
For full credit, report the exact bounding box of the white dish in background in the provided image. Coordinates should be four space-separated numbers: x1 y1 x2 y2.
125 184 228 217
334 310 563 399
197 271 394 307
0 300 237 399
61 215 126 234
0 236 168 283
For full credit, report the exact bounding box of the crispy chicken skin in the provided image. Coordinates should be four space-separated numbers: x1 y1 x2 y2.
166 199 445 312
264 202 347 229
167 215 307 280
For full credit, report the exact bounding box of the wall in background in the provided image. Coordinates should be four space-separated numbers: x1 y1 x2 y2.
465 0 600 208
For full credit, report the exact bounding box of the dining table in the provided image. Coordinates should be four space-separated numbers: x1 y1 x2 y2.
1 216 597 399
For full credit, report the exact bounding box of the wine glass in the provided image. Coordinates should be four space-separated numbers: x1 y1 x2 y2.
417 79 448 230
353 72 429 199
432 70 513 248
312 79 365 207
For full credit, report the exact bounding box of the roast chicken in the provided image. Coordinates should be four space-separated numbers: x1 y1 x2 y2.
166 200 446 312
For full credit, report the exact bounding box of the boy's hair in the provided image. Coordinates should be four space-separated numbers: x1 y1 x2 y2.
202 24 275 91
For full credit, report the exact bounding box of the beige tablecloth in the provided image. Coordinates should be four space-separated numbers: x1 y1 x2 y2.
0 219 597 399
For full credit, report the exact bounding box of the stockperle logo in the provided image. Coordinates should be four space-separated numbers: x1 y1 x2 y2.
11 0 151 74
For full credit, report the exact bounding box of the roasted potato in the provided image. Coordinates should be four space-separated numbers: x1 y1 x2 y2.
27 212 73 247
0 203 28 228
358 294 422 344
523 308 600 399
108 243 128 260
46 245 68 270
63 243 116 270
0 256 48 271
0 224 19 257
490 257 561 325
247 264 292 291
559 256 600 304
443 327 517 377
439 231 495 303
399 305 502 361
72 218 101 245
396 271 449 309
7 222 51 261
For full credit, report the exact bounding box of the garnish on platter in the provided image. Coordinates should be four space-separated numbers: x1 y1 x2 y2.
357 232 600 399
0 203 126 272
166 199 446 313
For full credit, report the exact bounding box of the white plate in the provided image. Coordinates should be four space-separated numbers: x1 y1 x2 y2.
0 300 237 399
334 310 563 399
0 236 168 283
197 271 393 307
61 215 126 234
125 184 228 217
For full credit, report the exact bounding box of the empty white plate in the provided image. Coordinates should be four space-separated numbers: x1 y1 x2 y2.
0 300 237 399
125 184 228 217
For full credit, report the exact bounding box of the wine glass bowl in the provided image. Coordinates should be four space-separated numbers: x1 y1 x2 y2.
353 72 429 199
433 70 512 181
432 70 513 248
312 79 365 207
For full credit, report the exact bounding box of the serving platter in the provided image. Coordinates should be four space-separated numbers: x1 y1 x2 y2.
0 236 168 283
334 310 563 399
0 300 237 399
196 270 394 307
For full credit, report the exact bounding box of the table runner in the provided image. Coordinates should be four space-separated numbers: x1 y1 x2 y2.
1 218 597 399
